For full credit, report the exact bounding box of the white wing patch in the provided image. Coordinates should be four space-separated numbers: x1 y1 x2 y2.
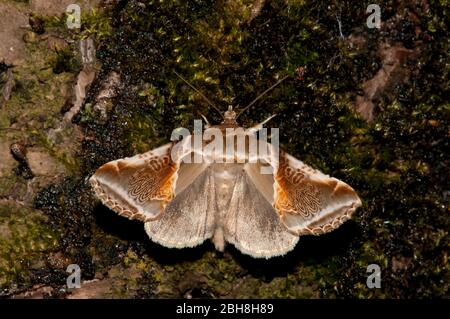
144 165 217 248
223 168 299 258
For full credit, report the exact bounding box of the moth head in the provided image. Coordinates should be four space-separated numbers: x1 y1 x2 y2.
223 105 237 124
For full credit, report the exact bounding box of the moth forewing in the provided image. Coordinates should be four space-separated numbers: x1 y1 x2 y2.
273 151 362 236
89 143 177 222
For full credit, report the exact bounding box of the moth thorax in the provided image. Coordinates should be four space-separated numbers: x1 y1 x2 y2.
223 105 237 125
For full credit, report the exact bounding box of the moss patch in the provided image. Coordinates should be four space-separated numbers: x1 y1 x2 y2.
0 202 59 289
2 0 448 298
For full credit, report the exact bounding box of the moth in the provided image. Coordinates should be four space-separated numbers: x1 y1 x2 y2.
90 73 362 258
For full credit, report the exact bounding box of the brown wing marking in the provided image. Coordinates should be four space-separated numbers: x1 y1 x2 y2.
90 144 178 222
128 155 177 204
274 152 362 236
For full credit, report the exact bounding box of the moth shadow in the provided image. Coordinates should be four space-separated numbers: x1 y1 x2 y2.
93 203 361 272
93 203 147 241
142 241 214 265
230 221 360 279
93 203 211 263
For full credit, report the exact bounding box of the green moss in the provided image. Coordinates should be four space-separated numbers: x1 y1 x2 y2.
0 29 81 173
0 204 59 288
49 47 80 74
81 8 112 40
0 173 27 199
2 0 448 298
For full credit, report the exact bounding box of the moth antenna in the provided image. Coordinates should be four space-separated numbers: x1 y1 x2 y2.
259 113 277 126
200 113 211 128
173 70 223 119
248 114 277 135
237 74 289 119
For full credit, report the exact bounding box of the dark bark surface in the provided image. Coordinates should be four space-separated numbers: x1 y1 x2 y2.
0 0 448 298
